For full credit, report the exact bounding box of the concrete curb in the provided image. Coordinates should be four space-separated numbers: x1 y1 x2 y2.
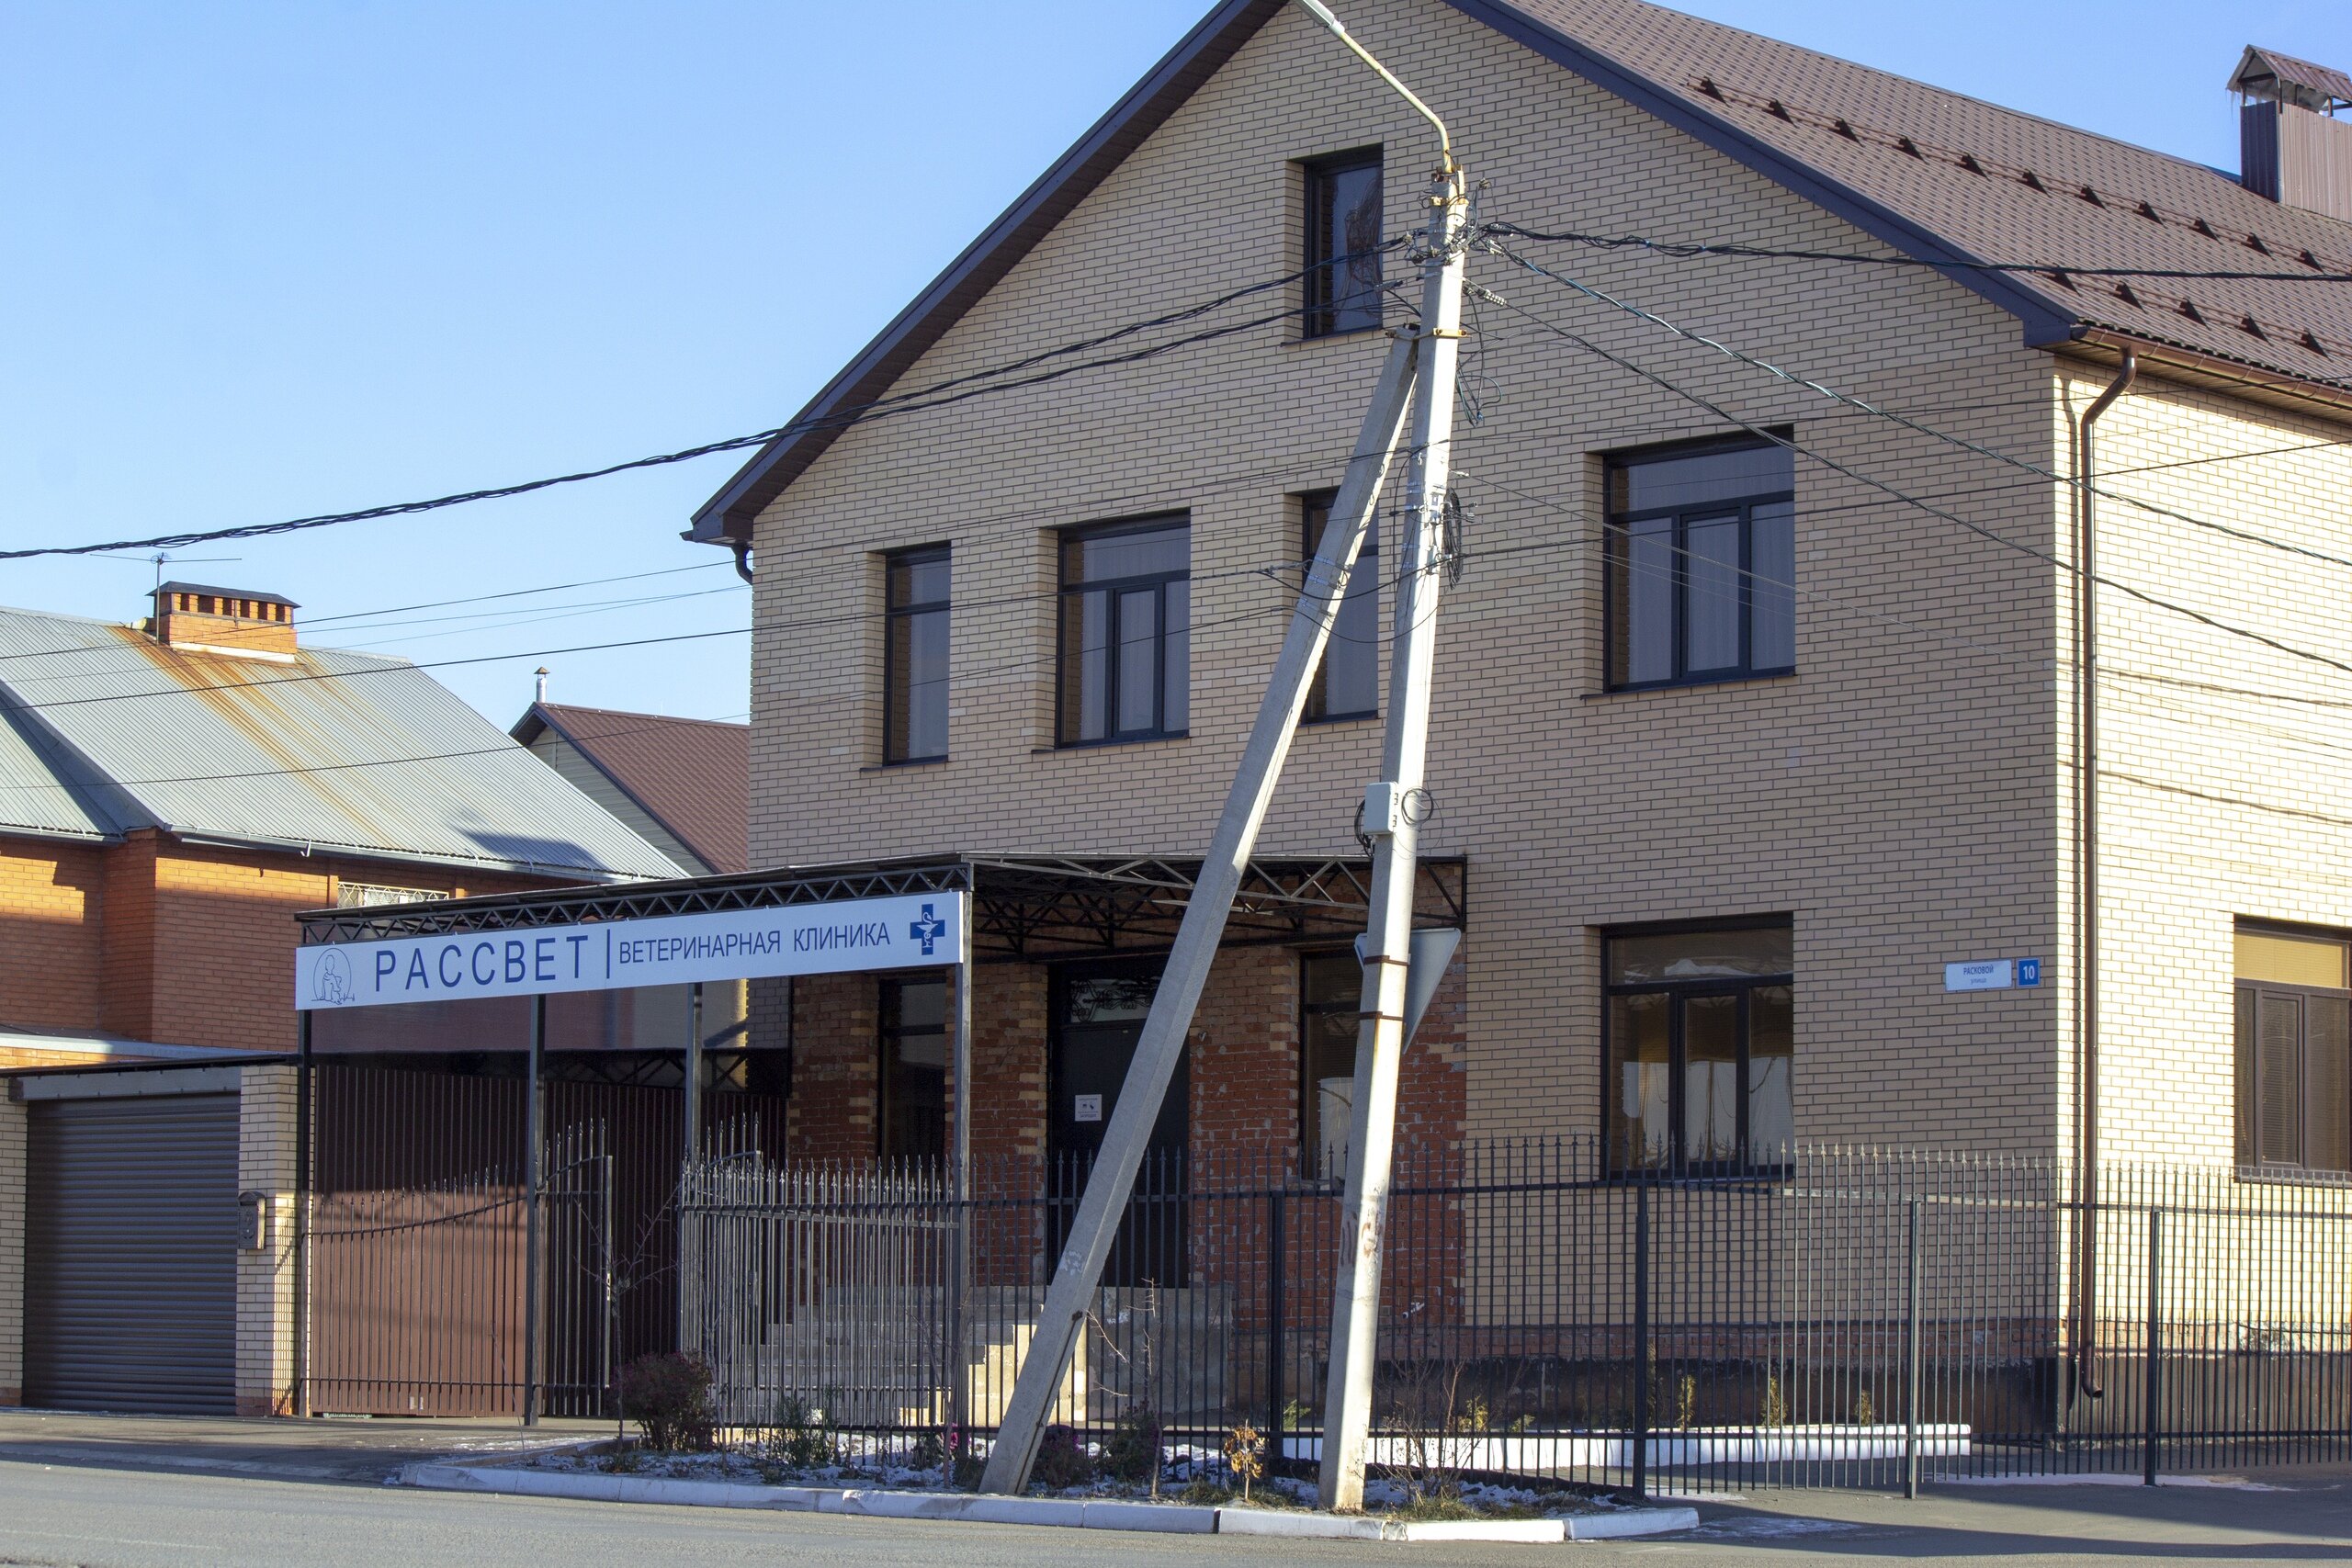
396 1461 1700 1540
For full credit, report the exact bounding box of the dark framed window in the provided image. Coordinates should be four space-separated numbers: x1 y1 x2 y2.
1057 517 1189 746
2235 924 2352 1179
878 976 947 1163
1604 921 1793 1176
1300 490 1380 721
1301 949 1361 1176
885 547 950 762
1303 150 1384 338
1606 436 1795 690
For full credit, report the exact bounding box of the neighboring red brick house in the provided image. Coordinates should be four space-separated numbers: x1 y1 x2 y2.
0 585 686 1066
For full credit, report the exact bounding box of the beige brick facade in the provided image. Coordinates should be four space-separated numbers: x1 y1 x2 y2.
729 0 2349 1171
235 1065 300 1416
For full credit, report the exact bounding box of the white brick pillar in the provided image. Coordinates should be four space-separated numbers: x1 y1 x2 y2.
236 1064 300 1417
0 1090 24 1406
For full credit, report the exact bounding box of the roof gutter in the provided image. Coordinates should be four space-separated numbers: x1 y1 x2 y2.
166 829 662 884
2064 328 2352 427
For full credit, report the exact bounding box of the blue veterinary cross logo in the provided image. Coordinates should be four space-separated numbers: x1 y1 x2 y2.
910 903 948 956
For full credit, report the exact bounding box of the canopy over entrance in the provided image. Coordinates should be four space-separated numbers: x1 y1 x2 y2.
295 852 1466 970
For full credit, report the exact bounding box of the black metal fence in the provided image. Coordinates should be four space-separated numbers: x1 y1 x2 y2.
678 1141 2352 1490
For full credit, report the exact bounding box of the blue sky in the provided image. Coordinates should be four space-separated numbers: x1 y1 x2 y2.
3 0 2345 726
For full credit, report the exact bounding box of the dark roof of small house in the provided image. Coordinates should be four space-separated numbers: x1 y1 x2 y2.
2230 46 2352 109
512 703 749 875
153 581 300 609
689 0 2352 546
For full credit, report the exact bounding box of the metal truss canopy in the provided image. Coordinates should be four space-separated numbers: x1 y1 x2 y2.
297 852 1467 959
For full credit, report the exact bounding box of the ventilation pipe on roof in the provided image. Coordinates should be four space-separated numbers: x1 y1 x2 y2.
2232 46 2352 222
2071 348 2135 1404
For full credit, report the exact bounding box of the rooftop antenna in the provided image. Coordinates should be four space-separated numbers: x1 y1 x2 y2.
145 551 242 592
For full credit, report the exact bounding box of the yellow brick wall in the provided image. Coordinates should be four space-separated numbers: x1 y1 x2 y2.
739 0 2343 1162
2051 368 2352 1165
235 1065 300 1416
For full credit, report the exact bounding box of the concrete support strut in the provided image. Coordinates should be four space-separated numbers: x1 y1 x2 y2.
976 333 1420 1495
1318 161 1468 1513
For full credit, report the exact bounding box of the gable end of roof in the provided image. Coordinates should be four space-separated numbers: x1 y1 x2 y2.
687 0 1285 548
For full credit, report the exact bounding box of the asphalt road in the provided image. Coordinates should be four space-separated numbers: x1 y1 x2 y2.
2 1412 2349 1566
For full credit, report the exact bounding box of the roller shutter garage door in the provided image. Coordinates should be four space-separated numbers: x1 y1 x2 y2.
25 1094 239 1415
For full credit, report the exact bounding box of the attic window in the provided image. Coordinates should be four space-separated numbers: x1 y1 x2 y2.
1896 136 1924 159
2241 314 2267 340
2178 299 2205 324
2019 169 2046 191
2114 282 2142 307
1960 152 1986 175
1832 118 1859 140
2137 200 2162 222
2078 184 2104 206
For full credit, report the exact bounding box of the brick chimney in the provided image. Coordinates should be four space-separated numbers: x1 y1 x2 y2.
2232 46 2352 224
152 582 300 656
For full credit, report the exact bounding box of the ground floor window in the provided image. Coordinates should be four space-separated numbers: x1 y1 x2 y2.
878 976 947 1162
1605 921 1792 1175
1300 949 1360 1175
2235 923 2352 1179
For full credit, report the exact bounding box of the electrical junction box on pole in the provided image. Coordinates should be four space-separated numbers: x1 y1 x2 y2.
1362 782 1407 838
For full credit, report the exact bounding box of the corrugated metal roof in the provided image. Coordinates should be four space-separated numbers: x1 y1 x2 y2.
0 605 684 881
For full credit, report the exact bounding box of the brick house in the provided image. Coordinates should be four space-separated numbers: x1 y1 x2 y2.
0 585 682 1412
682 0 2352 1190
0 585 684 1067
513 701 749 877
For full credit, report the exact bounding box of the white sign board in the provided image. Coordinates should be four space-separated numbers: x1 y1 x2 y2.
297 892 964 1010
1944 957 2042 993
1072 1094 1103 1123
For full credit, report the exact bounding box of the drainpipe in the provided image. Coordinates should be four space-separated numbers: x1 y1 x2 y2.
2072 348 2135 1401
729 541 754 584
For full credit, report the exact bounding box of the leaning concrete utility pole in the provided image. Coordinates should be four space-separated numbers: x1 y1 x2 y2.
977 332 1421 1495
1313 6 1467 1513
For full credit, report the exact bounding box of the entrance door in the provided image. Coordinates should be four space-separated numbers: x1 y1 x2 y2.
1049 957 1188 1286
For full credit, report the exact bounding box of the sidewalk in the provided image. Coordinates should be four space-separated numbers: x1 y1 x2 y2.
0 1407 605 1485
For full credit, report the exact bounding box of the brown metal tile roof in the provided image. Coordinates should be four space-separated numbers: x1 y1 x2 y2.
691 0 2352 543
520 703 748 875
1499 0 2352 385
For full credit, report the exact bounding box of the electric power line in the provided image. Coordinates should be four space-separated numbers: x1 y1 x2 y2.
1469 260 2352 682
1482 240 2352 572
1483 223 2352 284
0 241 1407 565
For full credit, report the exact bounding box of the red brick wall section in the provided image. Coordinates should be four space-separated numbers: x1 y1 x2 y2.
785 973 878 1161
96 831 159 1041
3 828 552 1053
0 840 104 1034
961 964 1047 1165
139 844 542 1053
1189 945 1300 1171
